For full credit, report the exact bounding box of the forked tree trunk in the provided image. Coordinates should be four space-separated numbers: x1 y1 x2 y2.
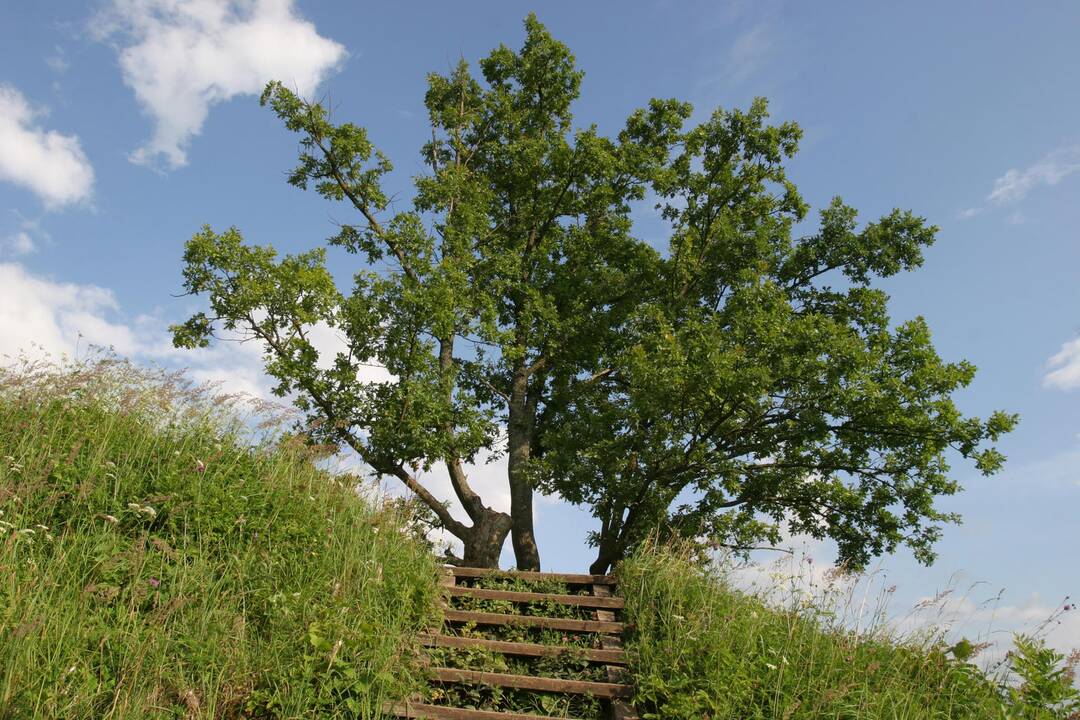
460 509 514 568
589 529 623 575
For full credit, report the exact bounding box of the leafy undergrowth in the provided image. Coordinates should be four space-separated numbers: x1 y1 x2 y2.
618 540 1080 720
0 357 440 719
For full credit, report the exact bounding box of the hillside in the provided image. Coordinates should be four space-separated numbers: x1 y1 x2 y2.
2 358 1076 719
0 358 439 718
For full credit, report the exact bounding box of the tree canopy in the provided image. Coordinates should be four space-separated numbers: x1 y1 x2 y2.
172 15 1016 572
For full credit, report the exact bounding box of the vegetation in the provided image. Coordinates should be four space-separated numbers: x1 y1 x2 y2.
430 573 608 718
0 357 439 719
171 14 1015 573
0 356 1071 718
618 540 1080 720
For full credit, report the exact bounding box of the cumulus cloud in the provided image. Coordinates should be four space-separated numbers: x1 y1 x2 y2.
98 0 346 169
0 262 279 403
1044 337 1080 391
0 85 94 208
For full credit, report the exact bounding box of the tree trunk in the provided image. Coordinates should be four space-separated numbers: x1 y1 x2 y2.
507 362 541 571
460 508 514 568
589 522 623 575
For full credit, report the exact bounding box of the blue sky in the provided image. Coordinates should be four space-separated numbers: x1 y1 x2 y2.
2 1 1078 654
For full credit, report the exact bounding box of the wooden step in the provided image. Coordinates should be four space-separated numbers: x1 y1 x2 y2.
429 667 634 699
420 633 627 664
447 567 615 586
443 609 624 635
445 586 624 610
390 701 581 719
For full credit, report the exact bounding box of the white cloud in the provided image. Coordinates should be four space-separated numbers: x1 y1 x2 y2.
98 0 346 169
1044 337 1080 391
1 232 35 257
987 144 1080 205
963 143 1080 219
0 85 94 208
0 262 280 403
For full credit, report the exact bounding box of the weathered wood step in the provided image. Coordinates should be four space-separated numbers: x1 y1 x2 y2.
390 701 580 719
420 633 627 664
447 567 615 586
429 667 634 699
445 586 624 610
442 609 625 634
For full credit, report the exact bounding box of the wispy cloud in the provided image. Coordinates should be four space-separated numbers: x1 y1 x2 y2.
45 46 69 74
1 232 36 257
0 84 94 208
96 0 346 169
1044 336 1080 391
962 143 1080 219
726 24 772 84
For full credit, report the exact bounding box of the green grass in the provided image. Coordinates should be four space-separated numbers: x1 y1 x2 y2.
0 357 440 719
618 540 1070 720
4 356 1075 719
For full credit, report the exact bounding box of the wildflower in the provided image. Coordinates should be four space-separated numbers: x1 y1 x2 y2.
149 577 160 588
126 503 157 519
100 514 119 524
765 662 778 670
195 459 206 474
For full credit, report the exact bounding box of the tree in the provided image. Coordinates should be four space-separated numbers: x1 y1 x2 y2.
172 15 1016 572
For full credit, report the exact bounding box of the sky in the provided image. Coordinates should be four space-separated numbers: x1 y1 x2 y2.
1 0 1078 657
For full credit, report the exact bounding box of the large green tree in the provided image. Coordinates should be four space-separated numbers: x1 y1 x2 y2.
172 16 1015 572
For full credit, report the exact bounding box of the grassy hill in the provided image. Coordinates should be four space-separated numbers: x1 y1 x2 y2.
618 542 1079 719
1 358 1076 719
0 358 438 718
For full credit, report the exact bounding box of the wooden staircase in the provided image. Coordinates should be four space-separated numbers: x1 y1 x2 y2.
390 567 637 720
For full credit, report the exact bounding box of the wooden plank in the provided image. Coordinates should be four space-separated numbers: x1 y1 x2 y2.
420 633 627 664
389 701 582 719
429 667 634 699
447 567 615 586
443 609 624 635
593 583 638 720
446 586 624 609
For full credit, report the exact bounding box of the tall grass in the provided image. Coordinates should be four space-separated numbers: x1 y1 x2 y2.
618 540 1079 719
0 356 440 719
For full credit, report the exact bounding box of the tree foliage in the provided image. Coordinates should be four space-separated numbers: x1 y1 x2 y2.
172 15 1015 571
